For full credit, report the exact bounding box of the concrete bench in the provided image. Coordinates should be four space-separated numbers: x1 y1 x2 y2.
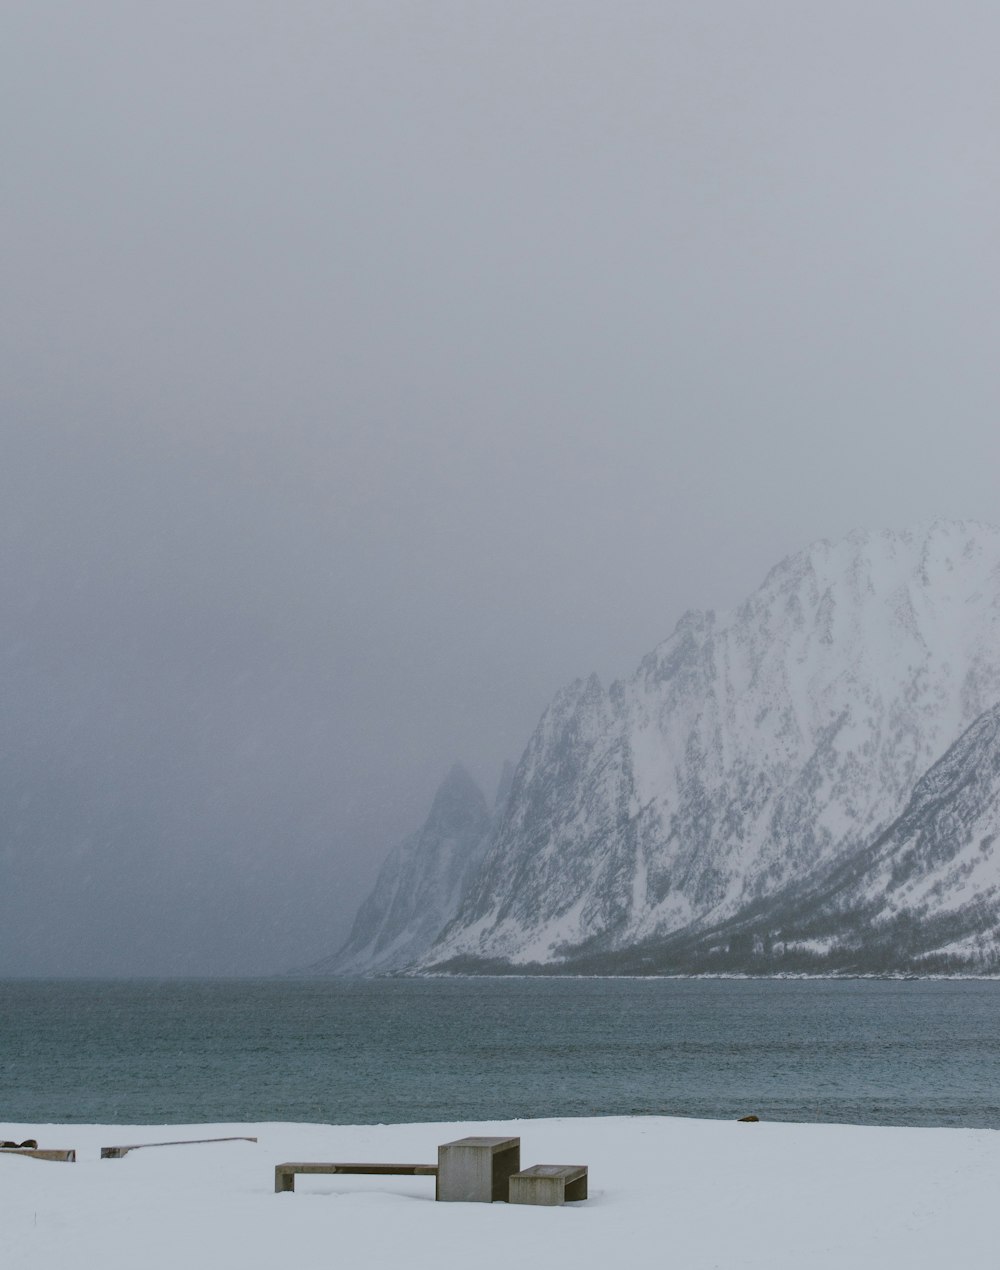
274 1162 438 1193
437 1136 521 1203
275 1136 521 1202
509 1164 588 1205
0 1148 76 1163
102 1136 257 1159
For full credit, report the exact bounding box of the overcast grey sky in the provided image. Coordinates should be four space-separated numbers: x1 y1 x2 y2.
2 1 999 974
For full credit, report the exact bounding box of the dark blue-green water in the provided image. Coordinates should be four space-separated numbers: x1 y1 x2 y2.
3 977 1000 1128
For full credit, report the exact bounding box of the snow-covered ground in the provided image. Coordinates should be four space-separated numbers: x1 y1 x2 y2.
4 1114 997 1269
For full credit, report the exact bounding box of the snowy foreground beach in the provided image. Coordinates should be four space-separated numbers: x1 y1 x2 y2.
4 1114 997 1269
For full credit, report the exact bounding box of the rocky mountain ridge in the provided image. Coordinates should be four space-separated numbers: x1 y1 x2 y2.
317 522 1000 975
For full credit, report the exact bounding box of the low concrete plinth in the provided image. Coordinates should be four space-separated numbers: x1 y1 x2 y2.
436 1136 520 1203
102 1136 257 1159
0 1148 76 1163
509 1164 588 1206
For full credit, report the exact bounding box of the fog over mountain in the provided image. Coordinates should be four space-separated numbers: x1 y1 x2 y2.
3 3 1000 974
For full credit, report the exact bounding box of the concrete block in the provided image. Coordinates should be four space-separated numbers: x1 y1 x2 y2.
509 1164 588 1205
436 1136 520 1202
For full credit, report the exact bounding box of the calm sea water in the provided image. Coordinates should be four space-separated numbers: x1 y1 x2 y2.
3 977 1000 1128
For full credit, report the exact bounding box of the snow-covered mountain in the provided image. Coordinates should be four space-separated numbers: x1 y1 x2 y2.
311 764 492 974
424 521 1000 970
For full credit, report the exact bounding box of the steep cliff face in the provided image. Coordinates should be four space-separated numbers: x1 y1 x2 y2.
312 765 491 974
427 522 1000 968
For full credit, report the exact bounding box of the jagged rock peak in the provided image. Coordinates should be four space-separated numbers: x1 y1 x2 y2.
308 763 491 976
424 763 490 834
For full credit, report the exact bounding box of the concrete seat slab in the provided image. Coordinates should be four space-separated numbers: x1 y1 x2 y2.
509 1164 588 1205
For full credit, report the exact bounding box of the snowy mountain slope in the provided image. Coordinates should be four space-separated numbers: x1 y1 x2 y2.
741 699 1000 971
855 699 1000 955
425 521 1000 968
537 700 1000 974
311 765 492 975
